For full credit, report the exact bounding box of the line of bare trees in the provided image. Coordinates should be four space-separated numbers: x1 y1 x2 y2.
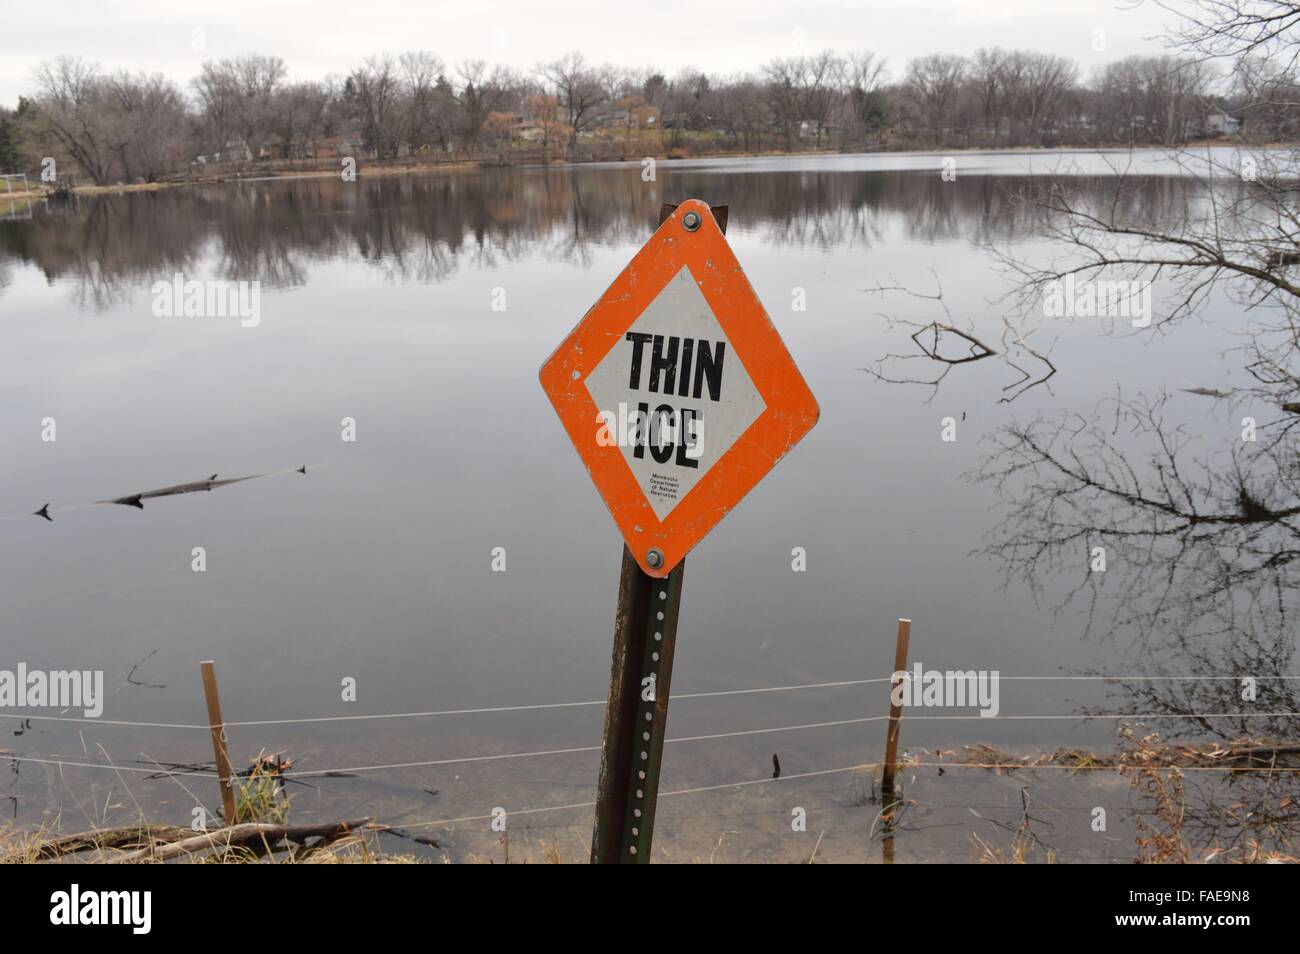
0 44 1266 186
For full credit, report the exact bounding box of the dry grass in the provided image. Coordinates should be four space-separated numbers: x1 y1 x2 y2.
972 832 1053 864
231 752 292 825
1119 732 1191 864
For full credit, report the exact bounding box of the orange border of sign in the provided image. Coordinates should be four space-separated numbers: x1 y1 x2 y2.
539 199 819 578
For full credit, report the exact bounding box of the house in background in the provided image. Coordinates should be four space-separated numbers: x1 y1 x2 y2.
1204 110 1242 137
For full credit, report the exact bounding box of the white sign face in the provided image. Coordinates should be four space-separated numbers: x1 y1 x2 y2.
584 266 766 520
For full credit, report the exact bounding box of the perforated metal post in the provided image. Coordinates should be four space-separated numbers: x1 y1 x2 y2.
590 201 727 863
591 547 685 863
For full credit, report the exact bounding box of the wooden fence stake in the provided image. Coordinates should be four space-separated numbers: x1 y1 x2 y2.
200 660 237 825
881 618 911 797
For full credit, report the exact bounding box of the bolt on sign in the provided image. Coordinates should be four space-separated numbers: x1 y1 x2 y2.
539 199 819 576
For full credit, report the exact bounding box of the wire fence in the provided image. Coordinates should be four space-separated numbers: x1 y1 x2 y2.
3 669 1298 851
4 673 1298 782
3 672 1298 731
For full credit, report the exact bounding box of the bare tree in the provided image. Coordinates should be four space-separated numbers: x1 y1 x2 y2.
1090 55 1213 144
970 48 1008 144
401 52 445 151
346 54 406 159
660 68 712 148
455 60 517 151
538 52 607 146
1006 51 1077 145
800 50 845 148
30 56 121 184
841 52 890 144
267 80 334 162
762 57 804 147
901 54 968 146
104 71 191 180
192 54 287 161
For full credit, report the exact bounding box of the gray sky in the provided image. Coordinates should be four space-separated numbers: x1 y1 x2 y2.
0 0 1178 105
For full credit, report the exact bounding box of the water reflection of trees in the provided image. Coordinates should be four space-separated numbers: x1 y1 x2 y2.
0 194 202 308
976 392 1299 742
0 167 1220 308
975 387 1299 858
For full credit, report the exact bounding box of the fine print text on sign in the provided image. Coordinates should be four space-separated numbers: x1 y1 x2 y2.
540 199 819 577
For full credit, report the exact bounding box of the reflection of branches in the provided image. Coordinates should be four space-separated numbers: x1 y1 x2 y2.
862 276 1056 403
1080 623 1300 739
975 391 1300 644
998 319 1059 403
980 387 1300 746
1003 166 1300 318
996 156 1300 428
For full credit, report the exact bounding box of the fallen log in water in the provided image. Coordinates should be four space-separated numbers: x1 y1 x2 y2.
24 464 311 522
109 817 372 864
102 474 260 509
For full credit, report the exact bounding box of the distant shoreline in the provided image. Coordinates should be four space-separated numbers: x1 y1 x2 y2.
0 141 1264 204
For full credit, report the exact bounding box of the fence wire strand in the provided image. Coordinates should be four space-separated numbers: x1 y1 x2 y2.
5 711 1299 780
1 673 1296 730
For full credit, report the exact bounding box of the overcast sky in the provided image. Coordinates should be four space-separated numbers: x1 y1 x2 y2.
0 0 1180 105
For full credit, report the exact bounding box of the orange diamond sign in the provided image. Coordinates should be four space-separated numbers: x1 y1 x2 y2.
539 199 819 578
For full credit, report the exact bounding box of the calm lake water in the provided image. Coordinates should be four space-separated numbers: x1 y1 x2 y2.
1 150 1294 861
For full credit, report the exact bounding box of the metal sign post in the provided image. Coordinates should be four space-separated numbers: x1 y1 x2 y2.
540 199 817 863
588 203 724 863
590 545 684 862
